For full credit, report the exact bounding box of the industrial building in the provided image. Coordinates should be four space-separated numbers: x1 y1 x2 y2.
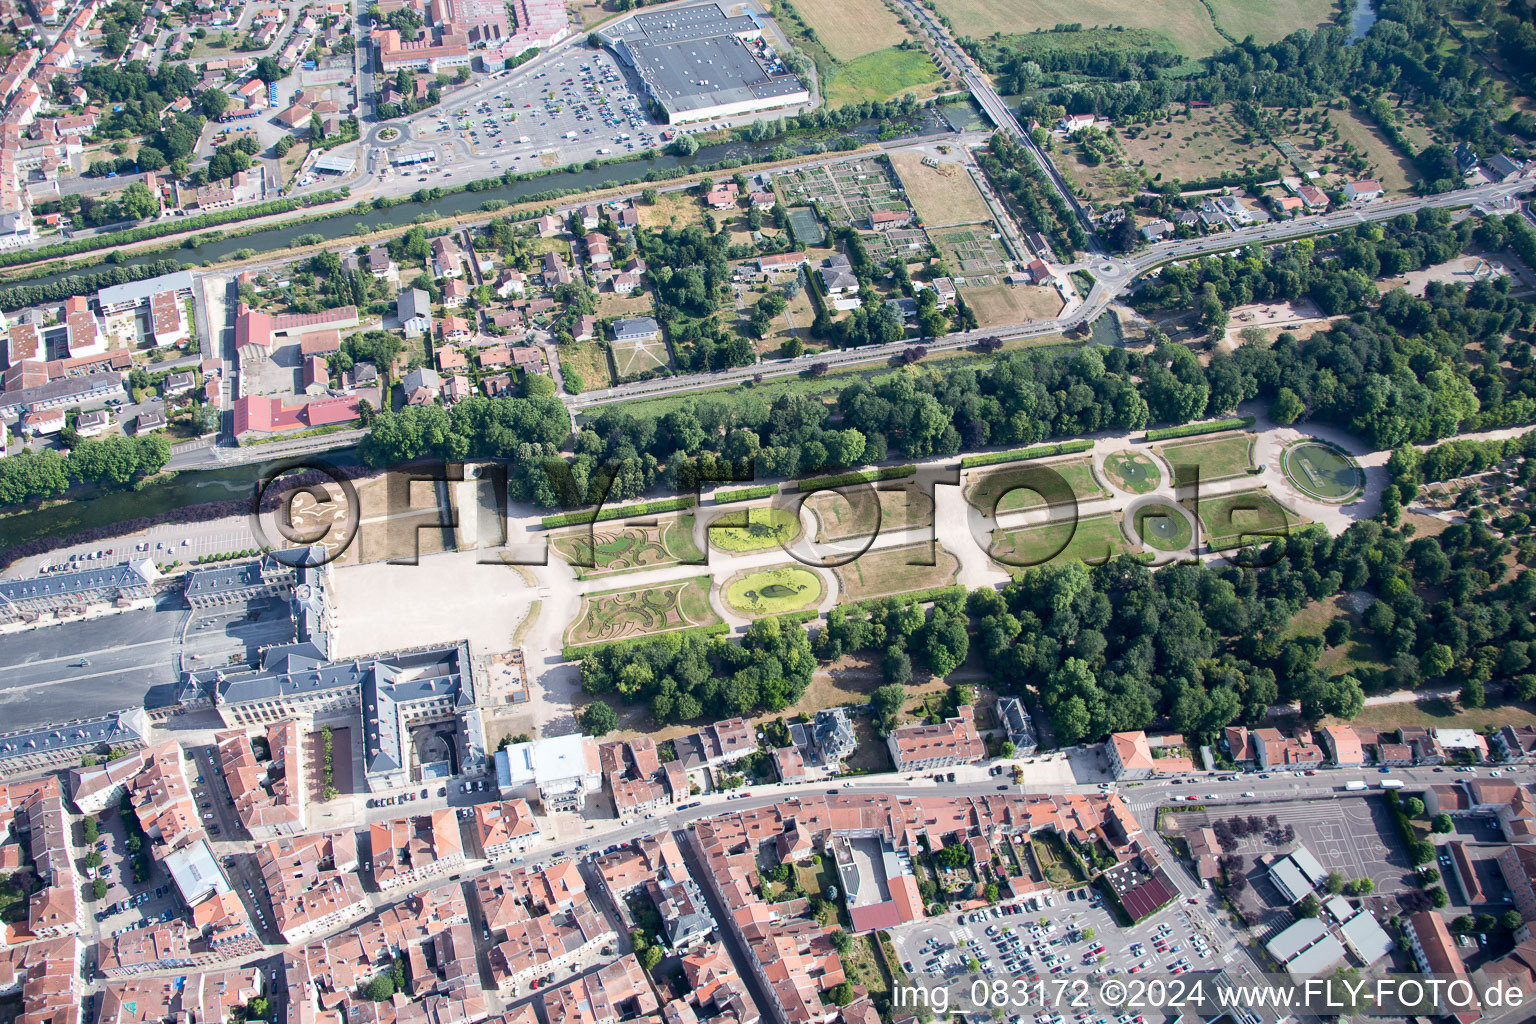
598 3 808 125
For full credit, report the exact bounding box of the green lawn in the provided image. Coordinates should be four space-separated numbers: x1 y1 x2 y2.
725 565 824 616
707 506 803 552
1193 489 1305 549
1156 433 1256 484
990 512 1136 568
967 458 1109 515
1103 451 1162 494
826 47 944 106
1133 501 1193 551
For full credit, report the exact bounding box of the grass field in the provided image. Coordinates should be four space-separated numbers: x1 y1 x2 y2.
962 284 1064 327
637 192 705 231
1133 500 1194 552
594 290 655 321
557 341 613 392
1209 0 1336 43
826 47 945 107
989 512 1135 569
1192 489 1305 549
566 575 720 648
836 542 960 602
806 486 933 542
791 0 910 60
1071 105 1258 203
707 505 803 552
1104 451 1162 494
724 565 825 617
548 516 703 578
1333 698 1536 734
933 0 1227 57
966 457 1108 515
611 334 670 378
1156 433 1256 483
888 151 993 227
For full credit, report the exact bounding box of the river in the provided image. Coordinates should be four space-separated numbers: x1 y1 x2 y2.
23 104 970 290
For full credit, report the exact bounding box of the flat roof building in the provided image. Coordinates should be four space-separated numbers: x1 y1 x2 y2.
599 3 808 124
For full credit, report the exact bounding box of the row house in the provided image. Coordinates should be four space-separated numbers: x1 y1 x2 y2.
257 831 367 944
370 811 465 889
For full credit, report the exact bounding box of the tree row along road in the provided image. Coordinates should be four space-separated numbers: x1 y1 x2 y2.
567 177 1533 411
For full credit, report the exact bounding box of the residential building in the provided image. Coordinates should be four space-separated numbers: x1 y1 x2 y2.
1318 726 1364 767
611 316 661 344
370 811 466 889
474 799 541 860
996 697 1038 756
398 288 432 338
1107 731 1195 780
256 831 365 943
887 705 985 770
1404 912 1480 1024
215 721 305 839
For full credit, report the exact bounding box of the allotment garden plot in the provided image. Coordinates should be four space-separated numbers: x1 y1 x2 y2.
835 543 959 602
548 516 703 578
565 576 720 649
773 160 910 231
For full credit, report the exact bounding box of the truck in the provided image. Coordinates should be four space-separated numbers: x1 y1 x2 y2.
1344 780 1367 792
1379 779 1404 790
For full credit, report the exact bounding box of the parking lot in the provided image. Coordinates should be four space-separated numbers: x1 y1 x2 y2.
401 49 663 181
893 889 1223 1022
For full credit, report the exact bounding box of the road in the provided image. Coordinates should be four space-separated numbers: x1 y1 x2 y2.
565 176 1534 411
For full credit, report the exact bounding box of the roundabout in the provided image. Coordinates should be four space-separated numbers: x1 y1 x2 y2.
376 126 402 143
724 566 824 617
1282 440 1363 503
1103 450 1162 494
1129 499 1195 552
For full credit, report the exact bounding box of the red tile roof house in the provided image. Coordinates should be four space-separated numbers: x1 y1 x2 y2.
1318 726 1364 767
887 705 985 770
1404 912 1481 1024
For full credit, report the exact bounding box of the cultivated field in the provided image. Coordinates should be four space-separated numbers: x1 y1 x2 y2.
548 516 703 578
707 505 803 552
1191 489 1306 549
724 564 825 617
966 457 1109 515
565 575 720 648
988 512 1135 568
789 0 910 61
835 542 960 602
933 0 1228 57
1155 432 1256 483
962 284 1064 327
805 486 933 542
888 151 993 227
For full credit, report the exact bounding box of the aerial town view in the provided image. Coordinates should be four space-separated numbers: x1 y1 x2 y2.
5 0 1536 1023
